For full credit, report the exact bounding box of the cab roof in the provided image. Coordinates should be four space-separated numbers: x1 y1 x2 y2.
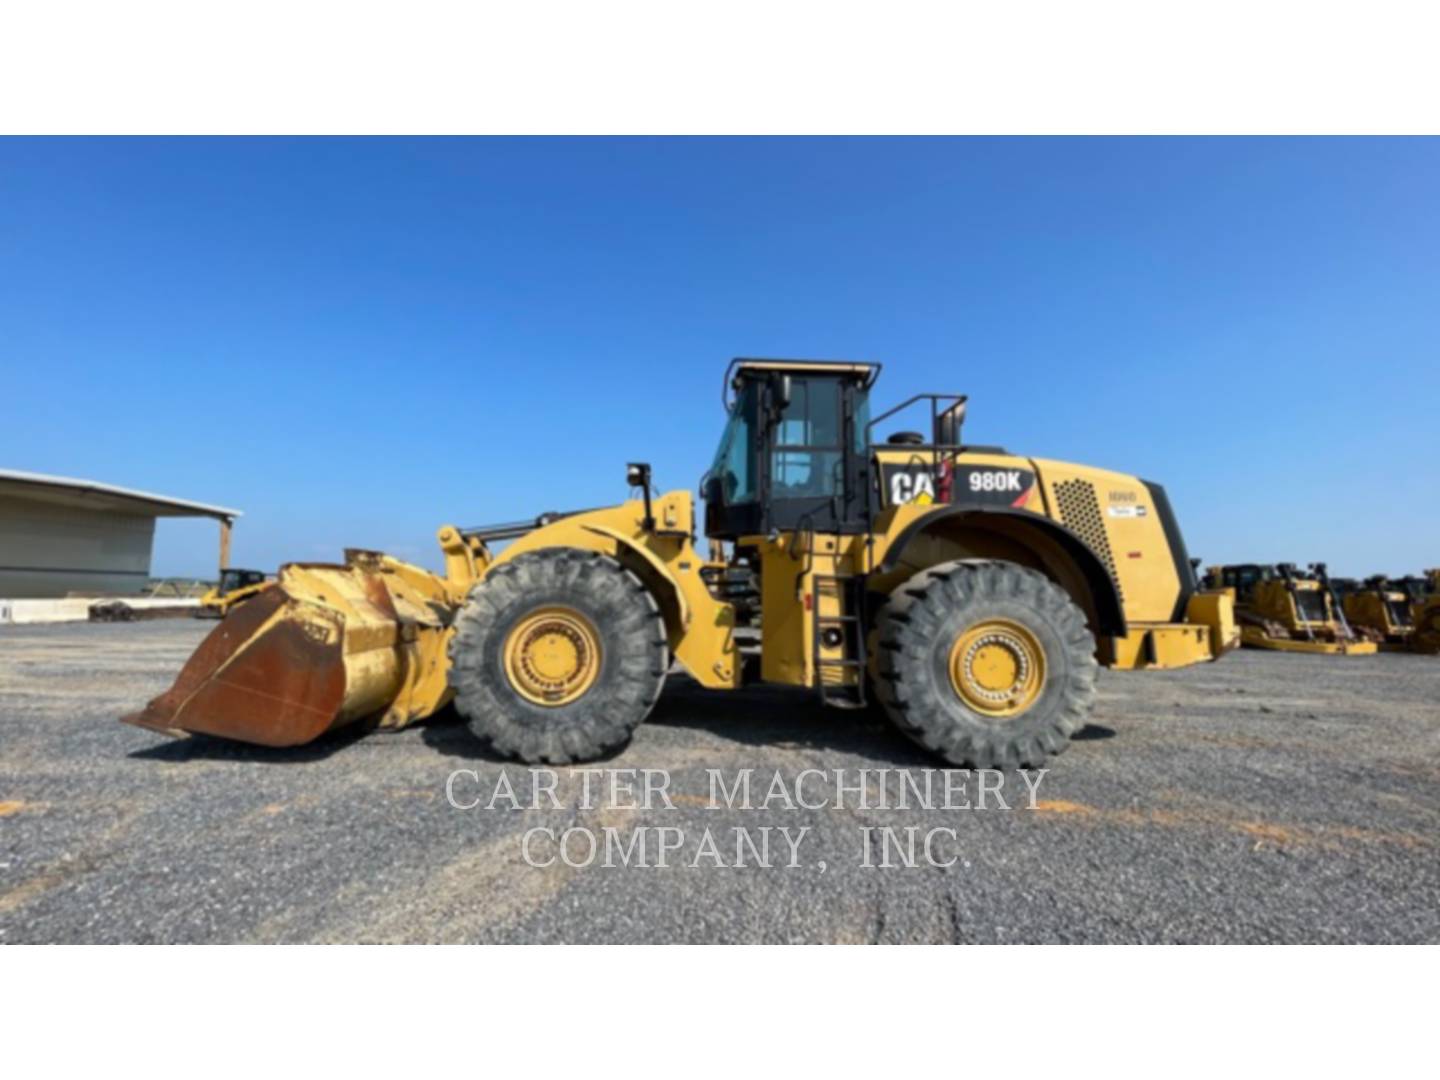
724 358 881 404
731 357 879 379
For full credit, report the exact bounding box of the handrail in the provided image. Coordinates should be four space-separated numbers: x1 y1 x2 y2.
864 392 970 519
459 507 603 542
863 391 967 445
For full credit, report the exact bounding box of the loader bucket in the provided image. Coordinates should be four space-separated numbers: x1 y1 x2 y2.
123 553 460 748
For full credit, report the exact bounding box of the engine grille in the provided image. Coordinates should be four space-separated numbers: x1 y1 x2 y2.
1053 479 1123 603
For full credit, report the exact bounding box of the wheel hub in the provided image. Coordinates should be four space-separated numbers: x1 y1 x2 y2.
948 619 1046 718
503 607 602 706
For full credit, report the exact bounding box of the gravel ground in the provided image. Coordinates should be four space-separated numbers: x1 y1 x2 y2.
1 619 1437 943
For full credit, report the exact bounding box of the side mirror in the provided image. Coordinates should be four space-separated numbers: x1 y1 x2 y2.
774 373 792 412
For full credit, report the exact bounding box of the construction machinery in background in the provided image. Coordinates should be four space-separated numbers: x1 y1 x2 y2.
1331 575 1417 651
1203 562 1376 655
197 567 273 619
1411 570 1440 654
126 359 1237 770
1367 571 1440 655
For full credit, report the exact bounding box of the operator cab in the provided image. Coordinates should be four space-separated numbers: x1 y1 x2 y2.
1206 563 1272 602
1391 576 1428 603
704 359 878 539
219 567 268 593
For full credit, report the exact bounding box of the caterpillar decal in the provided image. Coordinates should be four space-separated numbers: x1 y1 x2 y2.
881 461 1039 509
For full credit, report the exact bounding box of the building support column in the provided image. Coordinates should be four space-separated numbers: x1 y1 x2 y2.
218 516 232 574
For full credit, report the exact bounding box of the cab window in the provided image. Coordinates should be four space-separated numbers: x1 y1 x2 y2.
709 381 759 503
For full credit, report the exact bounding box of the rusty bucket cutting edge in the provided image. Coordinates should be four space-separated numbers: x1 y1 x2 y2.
123 556 460 748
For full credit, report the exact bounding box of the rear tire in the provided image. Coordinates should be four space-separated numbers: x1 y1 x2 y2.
449 548 668 763
874 560 1098 769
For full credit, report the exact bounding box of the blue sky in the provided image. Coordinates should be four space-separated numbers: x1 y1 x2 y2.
1 138 1436 578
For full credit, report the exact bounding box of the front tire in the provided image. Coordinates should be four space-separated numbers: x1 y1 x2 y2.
449 548 668 763
874 560 1098 769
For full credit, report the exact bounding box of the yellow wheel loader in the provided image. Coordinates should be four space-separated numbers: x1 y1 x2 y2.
125 359 1237 769
1202 562 1376 655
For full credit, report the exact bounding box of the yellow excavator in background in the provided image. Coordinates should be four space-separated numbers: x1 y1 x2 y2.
1203 562 1376 655
126 358 1237 769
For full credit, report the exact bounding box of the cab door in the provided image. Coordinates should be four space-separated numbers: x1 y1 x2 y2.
762 374 868 535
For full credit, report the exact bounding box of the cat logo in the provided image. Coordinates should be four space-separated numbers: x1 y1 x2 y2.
890 470 936 505
881 462 1038 508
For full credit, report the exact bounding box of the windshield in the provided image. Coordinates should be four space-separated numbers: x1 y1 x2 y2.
709 381 759 503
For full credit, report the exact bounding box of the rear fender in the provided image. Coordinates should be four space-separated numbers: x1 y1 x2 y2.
876 505 1127 637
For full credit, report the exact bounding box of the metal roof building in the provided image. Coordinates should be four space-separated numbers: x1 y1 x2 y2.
0 469 241 599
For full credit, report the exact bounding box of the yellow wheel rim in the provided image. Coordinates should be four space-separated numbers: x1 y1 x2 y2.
947 618 1046 718
503 606 603 706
